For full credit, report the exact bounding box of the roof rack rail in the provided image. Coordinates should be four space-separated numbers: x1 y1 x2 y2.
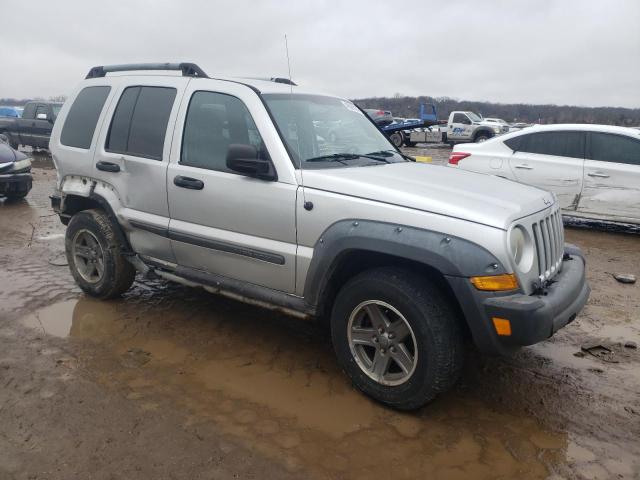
85 63 209 79
244 77 298 86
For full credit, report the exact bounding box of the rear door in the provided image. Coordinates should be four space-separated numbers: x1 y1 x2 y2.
16 103 36 145
508 130 585 210
166 82 298 293
32 104 53 148
577 132 640 223
93 77 189 262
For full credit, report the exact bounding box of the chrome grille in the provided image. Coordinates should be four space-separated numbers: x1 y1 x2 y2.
532 207 564 282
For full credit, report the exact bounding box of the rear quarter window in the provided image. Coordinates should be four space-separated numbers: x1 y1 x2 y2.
60 86 111 149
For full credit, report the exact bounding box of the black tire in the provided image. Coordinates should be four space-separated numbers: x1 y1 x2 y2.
404 141 416 148
474 133 491 143
389 132 404 148
65 209 135 299
330 267 464 410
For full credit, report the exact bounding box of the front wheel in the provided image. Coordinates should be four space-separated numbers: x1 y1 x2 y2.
474 133 491 143
330 267 464 410
65 209 135 299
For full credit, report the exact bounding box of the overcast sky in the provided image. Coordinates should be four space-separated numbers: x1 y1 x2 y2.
1 0 638 108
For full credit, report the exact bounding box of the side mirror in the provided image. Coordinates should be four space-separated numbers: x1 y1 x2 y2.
36 113 48 120
226 144 276 181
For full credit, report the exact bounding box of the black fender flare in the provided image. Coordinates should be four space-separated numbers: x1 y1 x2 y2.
302 219 508 308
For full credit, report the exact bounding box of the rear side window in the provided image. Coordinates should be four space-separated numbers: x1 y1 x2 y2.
181 91 266 173
60 86 111 149
517 131 584 159
589 133 640 166
106 86 176 160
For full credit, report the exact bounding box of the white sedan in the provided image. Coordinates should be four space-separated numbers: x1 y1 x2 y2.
448 124 640 225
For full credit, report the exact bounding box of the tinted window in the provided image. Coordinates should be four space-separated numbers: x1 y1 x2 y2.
106 86 176 160
518 131 584 158
452 113 469 124
22 103 36 119
504 135 523 151
60 87 111 149
589 133 640 166
35 105 48 118
181 91 265 173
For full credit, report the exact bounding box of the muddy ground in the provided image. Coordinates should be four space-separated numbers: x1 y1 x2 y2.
0 148 638 480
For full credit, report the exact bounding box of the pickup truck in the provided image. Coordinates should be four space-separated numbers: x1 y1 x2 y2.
0 101 63 150
409 111 509 146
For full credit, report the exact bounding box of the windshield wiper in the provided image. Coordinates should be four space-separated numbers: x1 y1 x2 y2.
307 153 390 164
306 153 361 163
366 150 414 162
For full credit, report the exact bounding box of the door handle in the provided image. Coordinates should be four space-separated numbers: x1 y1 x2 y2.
514 164 534 170
174 175 204 190
587 172 610 178
96 161 120 172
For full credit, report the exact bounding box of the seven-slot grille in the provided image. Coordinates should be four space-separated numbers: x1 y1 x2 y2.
531 207 565 282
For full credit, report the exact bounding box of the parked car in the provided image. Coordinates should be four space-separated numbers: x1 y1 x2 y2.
364 108 394 126
0 141 32 199
448 124 640 225
0 106 22 118
50 63 589 410
0 101 63 150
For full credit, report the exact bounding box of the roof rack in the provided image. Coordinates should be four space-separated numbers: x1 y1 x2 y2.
244 77 298 86
85 63 209 79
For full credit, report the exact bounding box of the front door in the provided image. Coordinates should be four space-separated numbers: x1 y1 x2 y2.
578 132 640 223
508 130 585 210
447 112 473 143
167 86 298 293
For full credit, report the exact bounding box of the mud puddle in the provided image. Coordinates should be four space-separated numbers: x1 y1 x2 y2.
21 295 578 479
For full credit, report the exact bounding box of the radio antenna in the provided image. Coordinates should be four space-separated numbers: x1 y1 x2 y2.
285 34 308 204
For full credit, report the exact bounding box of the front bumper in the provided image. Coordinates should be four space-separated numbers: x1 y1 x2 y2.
0 172 32 197
446 244 590 355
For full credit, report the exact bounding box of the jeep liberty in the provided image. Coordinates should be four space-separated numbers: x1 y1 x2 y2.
50 63 590 409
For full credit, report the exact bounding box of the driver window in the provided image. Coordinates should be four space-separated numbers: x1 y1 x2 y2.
453 113 469 124
181 91 266 173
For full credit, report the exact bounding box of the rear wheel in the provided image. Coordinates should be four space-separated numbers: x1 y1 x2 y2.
389 132 404 148
65 209 135 298
330 267 464 410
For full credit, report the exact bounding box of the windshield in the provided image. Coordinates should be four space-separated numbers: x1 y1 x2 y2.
263 94 407 168
467 112 483 122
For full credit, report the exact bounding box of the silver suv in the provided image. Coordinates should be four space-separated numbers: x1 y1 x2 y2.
50 63 590 409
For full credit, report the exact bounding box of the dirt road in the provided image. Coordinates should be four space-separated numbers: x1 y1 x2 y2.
0 150 638 479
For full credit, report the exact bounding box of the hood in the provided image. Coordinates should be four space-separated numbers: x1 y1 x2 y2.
301 162 554 230
0 142 18 164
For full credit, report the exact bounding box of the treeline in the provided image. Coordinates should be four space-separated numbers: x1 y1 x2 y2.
0 95 67 106
353 95 640 126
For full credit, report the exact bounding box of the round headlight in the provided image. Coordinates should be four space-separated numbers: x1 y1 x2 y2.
509 225 534 273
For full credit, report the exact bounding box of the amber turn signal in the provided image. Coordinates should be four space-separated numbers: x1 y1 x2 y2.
492 317 512 336
470 273 519 291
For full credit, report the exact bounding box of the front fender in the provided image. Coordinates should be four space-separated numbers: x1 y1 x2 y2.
302 219 508 307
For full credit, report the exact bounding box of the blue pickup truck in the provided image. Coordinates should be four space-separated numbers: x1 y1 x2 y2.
0 101 62 150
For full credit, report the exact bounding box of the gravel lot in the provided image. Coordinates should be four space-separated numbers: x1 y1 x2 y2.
1 147 639 479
